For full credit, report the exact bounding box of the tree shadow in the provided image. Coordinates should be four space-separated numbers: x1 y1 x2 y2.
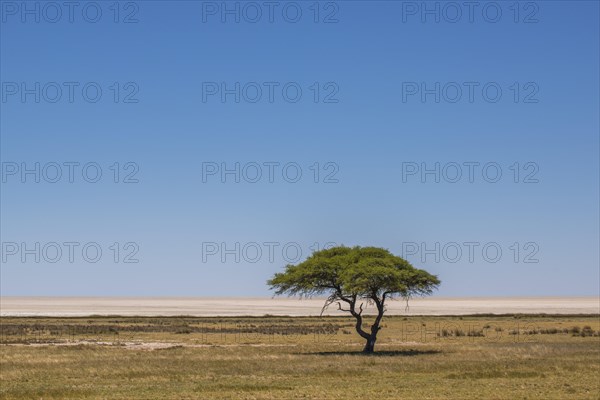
309 349 442 357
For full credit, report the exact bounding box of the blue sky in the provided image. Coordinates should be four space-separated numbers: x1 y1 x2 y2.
1 0 598 297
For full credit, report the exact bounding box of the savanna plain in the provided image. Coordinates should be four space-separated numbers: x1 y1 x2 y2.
1 314 599 399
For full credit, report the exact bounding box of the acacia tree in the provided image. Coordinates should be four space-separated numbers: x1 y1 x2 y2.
268 246 440 353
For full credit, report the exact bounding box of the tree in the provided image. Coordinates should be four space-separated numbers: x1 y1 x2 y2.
268 246 440 353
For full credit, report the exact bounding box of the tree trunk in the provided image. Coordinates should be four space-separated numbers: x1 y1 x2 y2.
363 335 377 353
345 295 385 354
362 321 380 353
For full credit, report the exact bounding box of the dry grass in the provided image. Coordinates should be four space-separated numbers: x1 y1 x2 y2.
1 315 599 399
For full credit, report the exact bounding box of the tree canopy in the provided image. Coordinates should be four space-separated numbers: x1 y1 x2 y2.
268 245 440 352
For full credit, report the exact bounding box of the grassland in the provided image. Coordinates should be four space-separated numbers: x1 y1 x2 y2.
1 314 599 399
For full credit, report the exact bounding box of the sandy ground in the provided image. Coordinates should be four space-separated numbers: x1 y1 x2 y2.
1 297 598 316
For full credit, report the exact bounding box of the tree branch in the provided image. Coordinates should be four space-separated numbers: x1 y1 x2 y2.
320 293 339 316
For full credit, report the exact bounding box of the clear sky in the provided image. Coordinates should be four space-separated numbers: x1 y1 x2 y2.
1 0 598 297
